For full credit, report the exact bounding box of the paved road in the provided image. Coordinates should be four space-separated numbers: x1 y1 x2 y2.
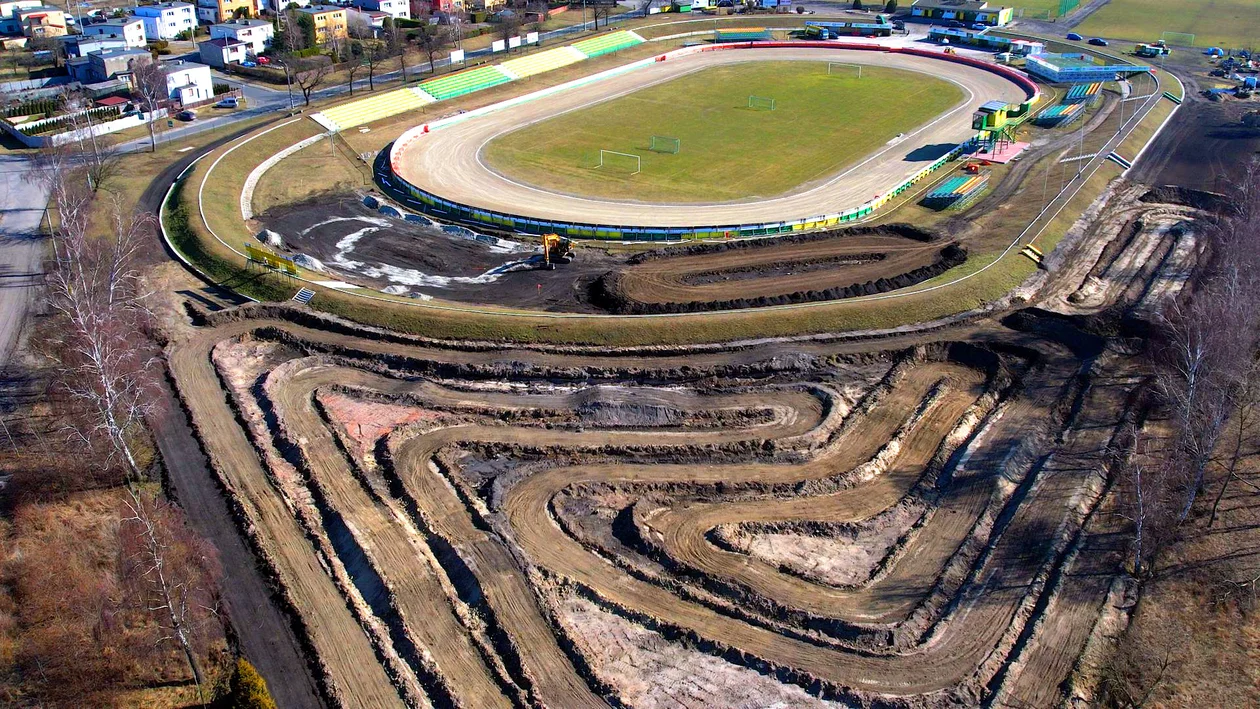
0 153 47 371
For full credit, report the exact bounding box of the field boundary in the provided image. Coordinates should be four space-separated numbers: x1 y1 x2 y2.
383 40 1040 242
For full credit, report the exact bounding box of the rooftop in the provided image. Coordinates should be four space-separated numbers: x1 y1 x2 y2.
202 36 245 47
92 47 151 58
94 17 142 26
911 0 997 10
211 18 271 28
296 4 344 13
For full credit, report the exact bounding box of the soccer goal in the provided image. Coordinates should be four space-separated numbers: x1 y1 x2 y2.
595 150 641 175
747 95 776 111
1160 31 1195 46
827 62 862 78
648 136 681 154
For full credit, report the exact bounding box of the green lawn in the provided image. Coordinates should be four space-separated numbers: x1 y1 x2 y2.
481 61 963 203
1076 0 1260 48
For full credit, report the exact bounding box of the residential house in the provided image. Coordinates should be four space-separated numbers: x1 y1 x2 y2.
9 5 67 38
131 2 196 40
197 35 247 66
908 0 1014 27
195 0 257 25
295 5 347 44
347 6 387 30
161 60 214 104
67 46 152 83
351 0 409 20
81 17 147 48
0 0 40 35
59 33 128 57
209 17 272 53
256 0 307 12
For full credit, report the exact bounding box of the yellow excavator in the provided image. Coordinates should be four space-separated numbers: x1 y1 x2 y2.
541 234 575 270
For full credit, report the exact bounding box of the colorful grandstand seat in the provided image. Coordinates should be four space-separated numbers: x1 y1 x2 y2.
570 30 644 59
315 87 436 132
1062 82 1103 104
923 173 989 209
714 28 773 42
1034 102 1086 127
500 46 587 79
419 65 515 101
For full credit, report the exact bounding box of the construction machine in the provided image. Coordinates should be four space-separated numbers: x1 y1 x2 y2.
541 234 575 270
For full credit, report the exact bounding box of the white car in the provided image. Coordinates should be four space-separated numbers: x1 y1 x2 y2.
215 97 239 109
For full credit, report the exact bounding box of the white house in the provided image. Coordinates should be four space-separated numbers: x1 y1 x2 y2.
208 17 271 54
81 17 147 48
197 36 246 67
161 60 214 104
350 0 408 20
131 2 196 41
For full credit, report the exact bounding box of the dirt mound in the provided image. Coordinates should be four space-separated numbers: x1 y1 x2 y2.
1139 185 1230 213
592 244 967 314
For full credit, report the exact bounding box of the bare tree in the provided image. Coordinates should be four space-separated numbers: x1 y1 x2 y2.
119 487 224 703
497 10 522 44
344 41 365 96
130 56 168 154
38 97 123 193
396 29 416 81
363 36 390 91
290 55 333 105
414 24 451 76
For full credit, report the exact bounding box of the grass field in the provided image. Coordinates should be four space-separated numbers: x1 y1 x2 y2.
1076 0 1260 48
481 61 963 203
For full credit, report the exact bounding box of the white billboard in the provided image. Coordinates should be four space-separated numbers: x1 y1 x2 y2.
492 39 506 52
526 31 539 44
508 35 521 49
449 48 465 63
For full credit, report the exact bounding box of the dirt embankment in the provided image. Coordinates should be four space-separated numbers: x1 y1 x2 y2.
589 225 964 315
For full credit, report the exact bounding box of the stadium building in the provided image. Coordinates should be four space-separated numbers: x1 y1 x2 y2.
910 0 1014 27
1024 52 1150 84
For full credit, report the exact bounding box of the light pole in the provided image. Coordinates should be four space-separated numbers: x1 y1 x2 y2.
275 57 295 111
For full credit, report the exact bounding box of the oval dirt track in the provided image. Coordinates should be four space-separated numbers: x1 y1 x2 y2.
393 47 1028 228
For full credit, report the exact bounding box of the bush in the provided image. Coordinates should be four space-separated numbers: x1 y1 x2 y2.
395 17 423 28
212 658 277 709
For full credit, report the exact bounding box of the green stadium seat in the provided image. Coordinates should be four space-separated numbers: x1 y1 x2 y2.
419 65 515 101
570 30 644 59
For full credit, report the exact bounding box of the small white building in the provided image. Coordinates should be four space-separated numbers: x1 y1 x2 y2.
162 60 214 104
198 36 246 67
208 17 272 54
82 17 147 48
350 0 408 20
131 2 196 41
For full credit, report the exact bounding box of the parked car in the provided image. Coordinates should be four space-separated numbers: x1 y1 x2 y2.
945 20 965 28
240 60 256 67
215 96 238 109
1088 37 1109 46
892 20 905 30
256 56 270 65
1066 32 1083 40
969 22 987 30
177 109 197 121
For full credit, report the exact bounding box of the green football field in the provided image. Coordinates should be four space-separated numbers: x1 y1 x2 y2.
480 61 963 204
1076 0 1260 48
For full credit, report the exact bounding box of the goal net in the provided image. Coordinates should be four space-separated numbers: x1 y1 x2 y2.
1159 31 1195 46
747 95 776 111
595 150 641 175
827 62 862 78
648 136 681 154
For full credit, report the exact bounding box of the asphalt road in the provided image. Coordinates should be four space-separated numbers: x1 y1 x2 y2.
0 153 47 372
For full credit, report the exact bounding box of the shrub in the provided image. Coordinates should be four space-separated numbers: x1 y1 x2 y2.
212 658 277 709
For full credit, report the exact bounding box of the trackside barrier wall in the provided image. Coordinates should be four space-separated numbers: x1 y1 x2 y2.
381 41 1039 241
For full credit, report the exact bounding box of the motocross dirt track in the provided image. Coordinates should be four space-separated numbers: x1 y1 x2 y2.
160 179 1209 709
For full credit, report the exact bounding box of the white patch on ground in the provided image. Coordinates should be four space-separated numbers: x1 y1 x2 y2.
326 223 538 288
293 254 326 272
300 215 393 237
558 595 852 709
